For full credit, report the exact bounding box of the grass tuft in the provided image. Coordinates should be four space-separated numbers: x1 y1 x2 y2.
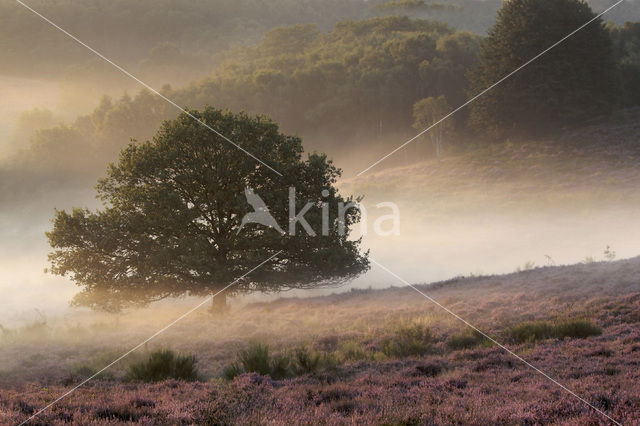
381 323 433 358
508 319 601 343
224 343 338 380
238 342 271 376
446 329 490 350
508 321 556 343
126 349 198 382
294 346 322 374
554 319 602 339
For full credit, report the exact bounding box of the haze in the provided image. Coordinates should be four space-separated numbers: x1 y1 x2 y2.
1 0 639 327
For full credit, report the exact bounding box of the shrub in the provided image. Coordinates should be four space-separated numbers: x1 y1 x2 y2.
294 346 322 374
508 319 601 343
223 342 346 380
270 353 292 380
339 341 368 361
381 323 433 358
508 321 556 343
225 343 296 380
320 351 341 372
126 349 198 382
447 329 489 350
238 343 271 376
222 361 243 380
555 319 602 339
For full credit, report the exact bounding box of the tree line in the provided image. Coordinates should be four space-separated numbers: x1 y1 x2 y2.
3 1 640 205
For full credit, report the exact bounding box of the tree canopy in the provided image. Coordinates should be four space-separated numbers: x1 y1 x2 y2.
3 11 640 213
609 22 640 107
46 108 369 311
178 16 480 144
468 0 617 136
4 17 482 182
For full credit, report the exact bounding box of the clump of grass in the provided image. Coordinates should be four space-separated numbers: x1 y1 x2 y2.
126 349 198 382
446 329 490 350
339 341 368 361
381 323 433 358
238 343 271 376
294 346 322 374
270 353 292 380
223 342 297 380
222 361 243 381
508 321 556 343
508 319 601 343
554 319 602 339
224 343 338 380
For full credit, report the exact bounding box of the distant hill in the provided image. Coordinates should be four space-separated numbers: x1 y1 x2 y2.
344 108 640 215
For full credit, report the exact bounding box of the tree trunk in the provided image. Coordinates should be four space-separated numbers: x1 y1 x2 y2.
210 288 230 314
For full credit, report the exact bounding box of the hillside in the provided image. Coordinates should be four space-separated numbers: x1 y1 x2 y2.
2 256 639 423
343 108 640 214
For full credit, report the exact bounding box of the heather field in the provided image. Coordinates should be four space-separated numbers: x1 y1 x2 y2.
2 257 640 424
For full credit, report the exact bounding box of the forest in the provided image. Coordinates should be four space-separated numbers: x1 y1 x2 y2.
3 3 640 206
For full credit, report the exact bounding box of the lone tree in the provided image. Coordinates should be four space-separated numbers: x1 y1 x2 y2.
468 0 616 136
47 107 369 312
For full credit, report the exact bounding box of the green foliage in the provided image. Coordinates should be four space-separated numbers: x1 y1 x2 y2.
508 319 601 343
270 353 292 380
19 16 480 179
554 319 602 339
508 321 556 343
376 0 456 12
469 0 617 136
126 349 198 382
225 343 326 379
235 343 291 379
238 343 272 376
47 107 369 311
293 346 322 374
318 351 341 372
0 0 371 80
609 22 640 107
178 16 479 145
381 323 433 358
222 361 243 381
339 341 368 361
446 329 489 350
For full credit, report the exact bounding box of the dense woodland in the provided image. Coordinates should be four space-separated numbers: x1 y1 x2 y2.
0 0 502 82
2 0 637 81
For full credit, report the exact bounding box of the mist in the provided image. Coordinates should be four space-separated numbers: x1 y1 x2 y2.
4 134 640 326
2 1 640 423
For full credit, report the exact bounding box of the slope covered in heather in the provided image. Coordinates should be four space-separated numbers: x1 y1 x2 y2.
1 255 639 424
